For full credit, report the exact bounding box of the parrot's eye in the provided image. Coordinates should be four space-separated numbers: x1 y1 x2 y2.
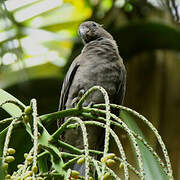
92 23 97 27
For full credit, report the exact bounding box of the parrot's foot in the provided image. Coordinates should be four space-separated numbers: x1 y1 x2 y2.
88 101 94 108
90 110 100 117
78 89 85 97
71 97 79 107
72 89 85 107
88 101 101 117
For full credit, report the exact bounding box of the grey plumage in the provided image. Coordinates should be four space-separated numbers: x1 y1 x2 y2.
58 21 126 175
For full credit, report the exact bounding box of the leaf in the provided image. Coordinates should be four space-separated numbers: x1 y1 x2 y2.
0 157 6 179
110 21 180 59
0 90 30 174
0 89 26 117
120 110 168 180
0 63 62 89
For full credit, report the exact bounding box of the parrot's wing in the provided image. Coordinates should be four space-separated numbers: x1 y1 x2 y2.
115 65 126 105
58 58 80 111
57 56 80 127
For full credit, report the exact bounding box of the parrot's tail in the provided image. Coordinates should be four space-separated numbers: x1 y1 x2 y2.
72 163 86 176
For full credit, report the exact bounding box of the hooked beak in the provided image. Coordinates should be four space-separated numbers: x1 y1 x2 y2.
78 26 89 37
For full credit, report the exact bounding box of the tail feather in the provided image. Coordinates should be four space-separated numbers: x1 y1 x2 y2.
72 163 86 176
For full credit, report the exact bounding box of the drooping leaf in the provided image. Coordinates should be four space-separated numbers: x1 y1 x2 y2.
0 88 25 117
120 110 168 180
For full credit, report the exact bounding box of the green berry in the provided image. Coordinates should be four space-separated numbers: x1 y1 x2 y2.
23 115 30 123
5 174 11 179
101 156 107 163
71 170 80 179
27 171 33 176
106 159 116 167
124 3 133 12
10 176 16 180
24 153 28 158
7 148 16 155
106 153 115 160
3 162 8 170
25 106 32 115
17 164 23 169
37 177 44 180
23 171 32 178
26 177 32 180
5 156 15 163
77 157 85 165
119 162 124 169
37 133 41 139
103 172 111 180
26 156 33 162
32 165 38 173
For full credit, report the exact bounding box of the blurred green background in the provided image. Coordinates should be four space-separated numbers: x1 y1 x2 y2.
0 0 180 179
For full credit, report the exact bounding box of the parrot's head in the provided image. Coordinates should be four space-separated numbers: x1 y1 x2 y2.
78 21 113 44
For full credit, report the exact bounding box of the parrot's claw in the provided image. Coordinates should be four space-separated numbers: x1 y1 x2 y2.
71 89 86 107
72 97 79 107
78 89 85 98
88 101 94 108
88 101 100 117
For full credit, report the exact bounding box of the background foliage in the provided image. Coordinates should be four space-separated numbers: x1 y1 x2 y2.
0 0 180 179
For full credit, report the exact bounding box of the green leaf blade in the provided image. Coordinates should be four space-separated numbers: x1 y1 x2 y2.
120 111 168 180
0 89 26 117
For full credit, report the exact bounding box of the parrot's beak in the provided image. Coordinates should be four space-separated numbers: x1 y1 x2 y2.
78 25 90 44
78 26 89 37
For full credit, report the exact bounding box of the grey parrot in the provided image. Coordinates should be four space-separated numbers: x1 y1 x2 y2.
58 21 126 175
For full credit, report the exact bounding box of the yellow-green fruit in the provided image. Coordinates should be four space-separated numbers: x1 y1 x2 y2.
32 165 38 173
119 163 124 169
71 170 80 179
24 153 28 159
10 176 15 180
23 115 30 123
124 3 133 12
26 156 33 162
5 174 11 179
7 148 16 155
25 106 32 115
17 164 23 169
103 172 111 180
106 159 116 167
101 156 107 163
27 171 33 176
23 171 32 179
3 162 8 170
37 177 44 180
88 177 93 180
26 177 32 180
37 133 41 139
5 156 15 163
106 153 115 160
77 157 85 165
